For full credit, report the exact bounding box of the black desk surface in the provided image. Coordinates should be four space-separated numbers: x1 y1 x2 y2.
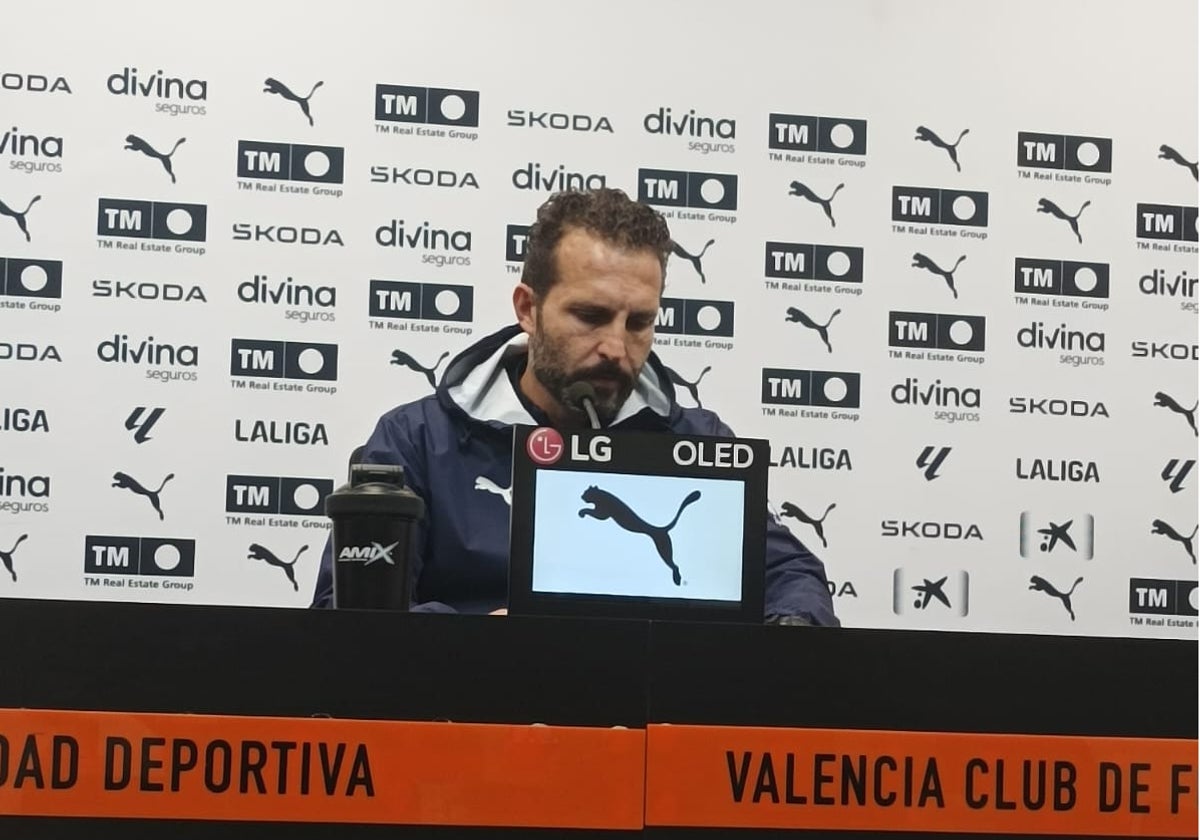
2 598 1193 737
0 598 1194 839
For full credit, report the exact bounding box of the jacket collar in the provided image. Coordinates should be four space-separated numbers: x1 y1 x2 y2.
437 324 679 431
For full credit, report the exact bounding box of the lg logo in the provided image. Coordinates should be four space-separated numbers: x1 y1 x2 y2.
526 428 564 465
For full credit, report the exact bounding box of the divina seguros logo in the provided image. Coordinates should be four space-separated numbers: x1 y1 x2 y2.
0 466 50 515
97 334 199 384
1 124 63 175
375 219 471 267
891 377 981 425
511 162 606 192
644 106 736 156
106 67 207 117
238 274 335 325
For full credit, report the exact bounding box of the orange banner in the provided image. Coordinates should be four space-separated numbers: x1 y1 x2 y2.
0 709 644 829
644 724 1198 836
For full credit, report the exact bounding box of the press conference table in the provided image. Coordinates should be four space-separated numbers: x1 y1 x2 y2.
0 599 1194 838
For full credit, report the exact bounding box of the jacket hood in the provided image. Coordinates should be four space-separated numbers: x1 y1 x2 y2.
437 324 680 431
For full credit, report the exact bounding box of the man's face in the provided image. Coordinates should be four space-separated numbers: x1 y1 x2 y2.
527 227 662 424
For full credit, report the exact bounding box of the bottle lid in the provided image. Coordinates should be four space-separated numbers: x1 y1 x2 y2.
324 464 426 519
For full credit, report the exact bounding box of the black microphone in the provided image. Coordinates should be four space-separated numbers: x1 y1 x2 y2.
564 381 601 430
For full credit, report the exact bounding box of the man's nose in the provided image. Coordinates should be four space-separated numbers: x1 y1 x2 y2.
596 324 629 364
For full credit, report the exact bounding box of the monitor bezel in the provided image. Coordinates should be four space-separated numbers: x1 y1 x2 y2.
508 425 767 624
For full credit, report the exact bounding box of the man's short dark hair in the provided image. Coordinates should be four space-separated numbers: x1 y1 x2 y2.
521 188 673 299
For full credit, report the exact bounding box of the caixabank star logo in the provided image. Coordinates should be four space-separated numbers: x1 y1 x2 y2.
892 570 969 617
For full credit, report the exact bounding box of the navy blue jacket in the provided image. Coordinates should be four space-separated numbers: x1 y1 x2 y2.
312 324 838 626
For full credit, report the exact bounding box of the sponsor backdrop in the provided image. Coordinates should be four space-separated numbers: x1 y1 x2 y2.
1 0 1196 639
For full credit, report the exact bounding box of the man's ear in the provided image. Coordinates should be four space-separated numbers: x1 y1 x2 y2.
513 283 537 335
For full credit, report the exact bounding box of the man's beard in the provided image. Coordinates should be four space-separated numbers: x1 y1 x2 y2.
529 317 637 426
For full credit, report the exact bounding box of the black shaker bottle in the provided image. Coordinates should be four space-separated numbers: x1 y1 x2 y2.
326 463 425 610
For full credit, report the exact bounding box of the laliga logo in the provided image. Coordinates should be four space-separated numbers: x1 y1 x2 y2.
337 541 398 565
527 427 564 465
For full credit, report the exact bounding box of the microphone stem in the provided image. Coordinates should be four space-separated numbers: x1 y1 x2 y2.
582 397 601 430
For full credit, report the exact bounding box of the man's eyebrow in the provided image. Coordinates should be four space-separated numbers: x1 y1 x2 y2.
567 302 616 320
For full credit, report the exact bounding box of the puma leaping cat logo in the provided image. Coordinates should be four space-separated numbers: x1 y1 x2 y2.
911 253 966 299
0 534 28 582
112 471 174 520
785 306 841 353
1152 520 1198 564
1037 198 1090 244
263 77 324 126
1154 391 1198 437
664 365 711 408
788 181 843 227
670 238 715 284
578 486 701 586
915 126 969 172
0 194 40 242
779 501 836 549
390 350 449 389
124 134 186 183
1029 575 1083 621
474 475 512 507
248 543 308 591
1159 144 1199 181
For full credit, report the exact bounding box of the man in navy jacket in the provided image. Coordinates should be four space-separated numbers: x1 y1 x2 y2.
312 189 838 626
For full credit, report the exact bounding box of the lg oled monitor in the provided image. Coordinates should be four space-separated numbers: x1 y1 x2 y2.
508 426 767 623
